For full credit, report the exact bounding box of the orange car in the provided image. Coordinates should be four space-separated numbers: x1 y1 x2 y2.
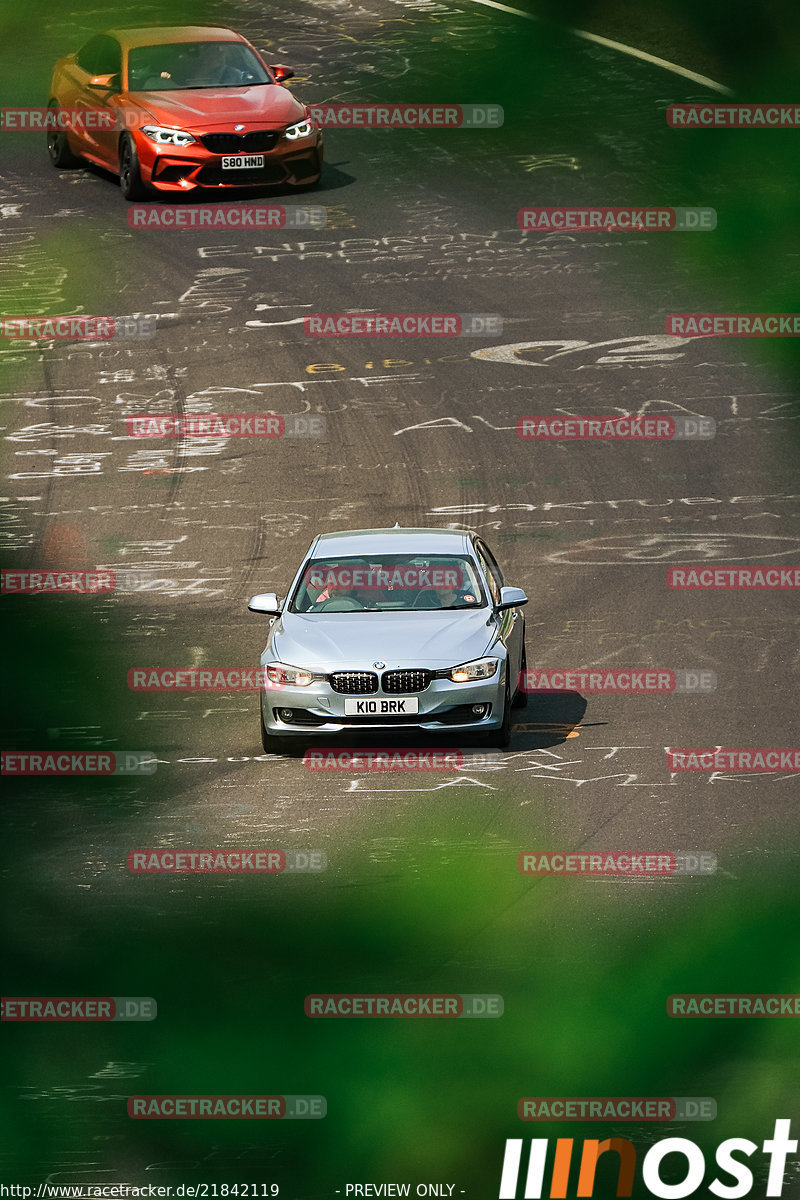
46 25 323 198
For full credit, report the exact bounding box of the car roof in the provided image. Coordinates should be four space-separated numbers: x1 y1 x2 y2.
104 26 244 49
312 527 475 557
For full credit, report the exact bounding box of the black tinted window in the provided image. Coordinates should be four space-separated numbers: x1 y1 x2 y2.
96 37 122 75
76 37 103 73
76 35 121 77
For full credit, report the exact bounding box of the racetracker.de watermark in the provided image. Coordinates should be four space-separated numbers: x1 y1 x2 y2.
127 849 326 873
303 749 464 771
668 995 800 1017
1 107 148 130
520 669 716 693
667 104 800 127
517 416 714 441
303 563 464 590
518 852 717 876
666 313 800 336
1 569 115 593
518 1097 717 1121
667 565 800 589
666 748 800 772
303 313 501 337
305 994 503 1017
128 1095 325 1118
128 205 326 229
0 316 155 341
126 414 325 438
1 751 156 776
128 668 264 691
518 207 715 231
306 104 502 128
1 997 156 1021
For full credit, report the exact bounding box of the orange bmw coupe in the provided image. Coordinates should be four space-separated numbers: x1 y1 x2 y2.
47 25 323 198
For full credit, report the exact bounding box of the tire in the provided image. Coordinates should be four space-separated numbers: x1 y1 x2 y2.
291 149 323 191
291 176 321 193
512 640 528 709
260 708 292 755
119 135 148 200
488 674 513 748
46 102 81 167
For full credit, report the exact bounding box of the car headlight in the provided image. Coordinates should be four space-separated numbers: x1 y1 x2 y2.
266 662 323 687
140 125 196 146
284 118 313 140
448 657 499 683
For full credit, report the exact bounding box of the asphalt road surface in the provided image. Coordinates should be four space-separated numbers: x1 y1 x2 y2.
2 0 799 1193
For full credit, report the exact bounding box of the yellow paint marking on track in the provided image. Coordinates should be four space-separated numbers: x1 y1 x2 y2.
515 721 582 726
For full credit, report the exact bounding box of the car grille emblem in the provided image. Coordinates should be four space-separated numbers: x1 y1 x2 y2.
234 124 245 131
373 661 385 669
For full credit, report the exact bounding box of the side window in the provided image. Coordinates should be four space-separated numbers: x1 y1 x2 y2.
76 37 105 74
475 544 501 605
95 37 122 77
480 541 505 587
76 35 121 78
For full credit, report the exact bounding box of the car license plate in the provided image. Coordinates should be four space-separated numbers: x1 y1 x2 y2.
221 154 265 169
344 697 419 716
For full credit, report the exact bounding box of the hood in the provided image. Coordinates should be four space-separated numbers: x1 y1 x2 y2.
127 85 305 129
265 609 497 671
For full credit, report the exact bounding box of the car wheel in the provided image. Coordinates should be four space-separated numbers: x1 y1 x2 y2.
119 135 148 200
291 150 323 190
487 673 513 748
260 708 292 755
512 640 528 709
46 102 81 167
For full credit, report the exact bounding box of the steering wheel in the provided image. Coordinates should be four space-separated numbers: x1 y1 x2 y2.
410 590 441 610
314 597 365 612
412 589 475 610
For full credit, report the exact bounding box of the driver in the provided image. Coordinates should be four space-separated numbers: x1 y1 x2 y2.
178 42 241 87
313 579 355 605
434 564 477 608
309 561 369 607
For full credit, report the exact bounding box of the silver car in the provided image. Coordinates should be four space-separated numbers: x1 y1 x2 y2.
247 527 528 751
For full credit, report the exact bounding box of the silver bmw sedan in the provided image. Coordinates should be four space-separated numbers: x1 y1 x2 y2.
248 526 528 751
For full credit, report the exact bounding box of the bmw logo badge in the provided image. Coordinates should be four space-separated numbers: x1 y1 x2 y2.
373 661 385 669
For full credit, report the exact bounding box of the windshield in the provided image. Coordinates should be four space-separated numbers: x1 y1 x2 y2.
128 42 272 91
289 554 487 614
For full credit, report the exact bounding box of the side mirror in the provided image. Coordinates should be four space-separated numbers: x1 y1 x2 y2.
88 73 119 90
270 64 295 83
248 592 281 615
495 586 528 612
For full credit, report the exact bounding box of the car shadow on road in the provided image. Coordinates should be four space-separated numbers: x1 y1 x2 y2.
508 690 593 751
74 158 356 201
62 157 355 201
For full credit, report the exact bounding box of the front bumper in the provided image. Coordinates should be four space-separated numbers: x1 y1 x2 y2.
134 130 323 191
261 671 505 739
